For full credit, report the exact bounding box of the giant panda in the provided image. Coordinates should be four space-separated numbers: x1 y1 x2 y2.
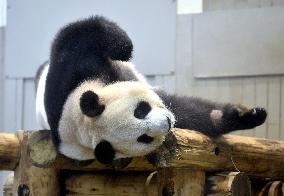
35 16 267 164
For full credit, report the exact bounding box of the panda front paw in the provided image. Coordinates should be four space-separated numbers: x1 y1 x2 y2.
240 107 267 127
222 105 267 131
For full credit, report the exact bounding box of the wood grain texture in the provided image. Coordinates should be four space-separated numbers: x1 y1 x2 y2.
13 131 59 196
0 133 20 170
158 168 205 196
206 172 251 196
65 172 157 196
3 172 13 196
6 129 283 179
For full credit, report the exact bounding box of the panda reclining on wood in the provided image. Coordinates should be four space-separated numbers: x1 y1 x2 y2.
35 16 267 165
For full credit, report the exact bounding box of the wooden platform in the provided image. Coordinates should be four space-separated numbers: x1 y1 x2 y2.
1 128 284 195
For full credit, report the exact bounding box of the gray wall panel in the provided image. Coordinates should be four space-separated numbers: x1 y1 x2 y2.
193 6 284 78
5 0 176 78
175 13 283 139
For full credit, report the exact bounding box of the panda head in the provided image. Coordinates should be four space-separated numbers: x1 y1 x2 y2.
58 81 175 164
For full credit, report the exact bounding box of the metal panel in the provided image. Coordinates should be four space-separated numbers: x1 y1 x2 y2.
0 27 4 131
175 14 194 96
193 6 284 78
3 79 18 132
5 0 176 78
267 77 281 139
22 79 40 130
255 78 268 138
281 77 284 140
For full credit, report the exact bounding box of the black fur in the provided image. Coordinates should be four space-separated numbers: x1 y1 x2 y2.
80 91 105 117
156 90 267 137
134 101 152 119
95 140 115 164
45 16 134 146
137 134 154 144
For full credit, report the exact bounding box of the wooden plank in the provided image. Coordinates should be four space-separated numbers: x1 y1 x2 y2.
3 172 14 196
255 77 268 138
241 78 256 136
206 172 251 196
65 172 157 196
267 77 281 140
0 133 19 170
13 131 59 196
158 168 205 196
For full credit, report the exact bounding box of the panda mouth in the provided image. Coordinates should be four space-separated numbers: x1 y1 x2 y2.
137 134 154 144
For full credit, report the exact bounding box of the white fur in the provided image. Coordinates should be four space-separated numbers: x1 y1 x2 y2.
58 81 175 160
35 65 50 129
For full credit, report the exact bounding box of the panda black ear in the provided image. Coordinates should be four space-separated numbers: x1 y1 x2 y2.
80 91 105 117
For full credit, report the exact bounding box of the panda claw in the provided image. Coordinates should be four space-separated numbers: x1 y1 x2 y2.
240 107 267 127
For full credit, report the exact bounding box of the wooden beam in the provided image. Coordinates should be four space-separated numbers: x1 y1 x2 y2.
64 171 157 196
0 133 20 170
3 172 13 196
13 131 60 196
157 168 205 196
1 129 284 179
205 172 251 196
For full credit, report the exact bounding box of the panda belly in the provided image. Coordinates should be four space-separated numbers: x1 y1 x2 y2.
35 64 50 129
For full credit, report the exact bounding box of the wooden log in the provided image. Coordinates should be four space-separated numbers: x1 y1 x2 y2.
27 130 57 167
0 133 20 170
3 172 14 196
205 172 251 196
12 131 60 196
2 128 284 179
268 181 282 196
157 168 205 196
64 171 157 196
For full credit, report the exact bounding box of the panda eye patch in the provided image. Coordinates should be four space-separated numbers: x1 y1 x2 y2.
80 91 105 117
134 101 151 119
